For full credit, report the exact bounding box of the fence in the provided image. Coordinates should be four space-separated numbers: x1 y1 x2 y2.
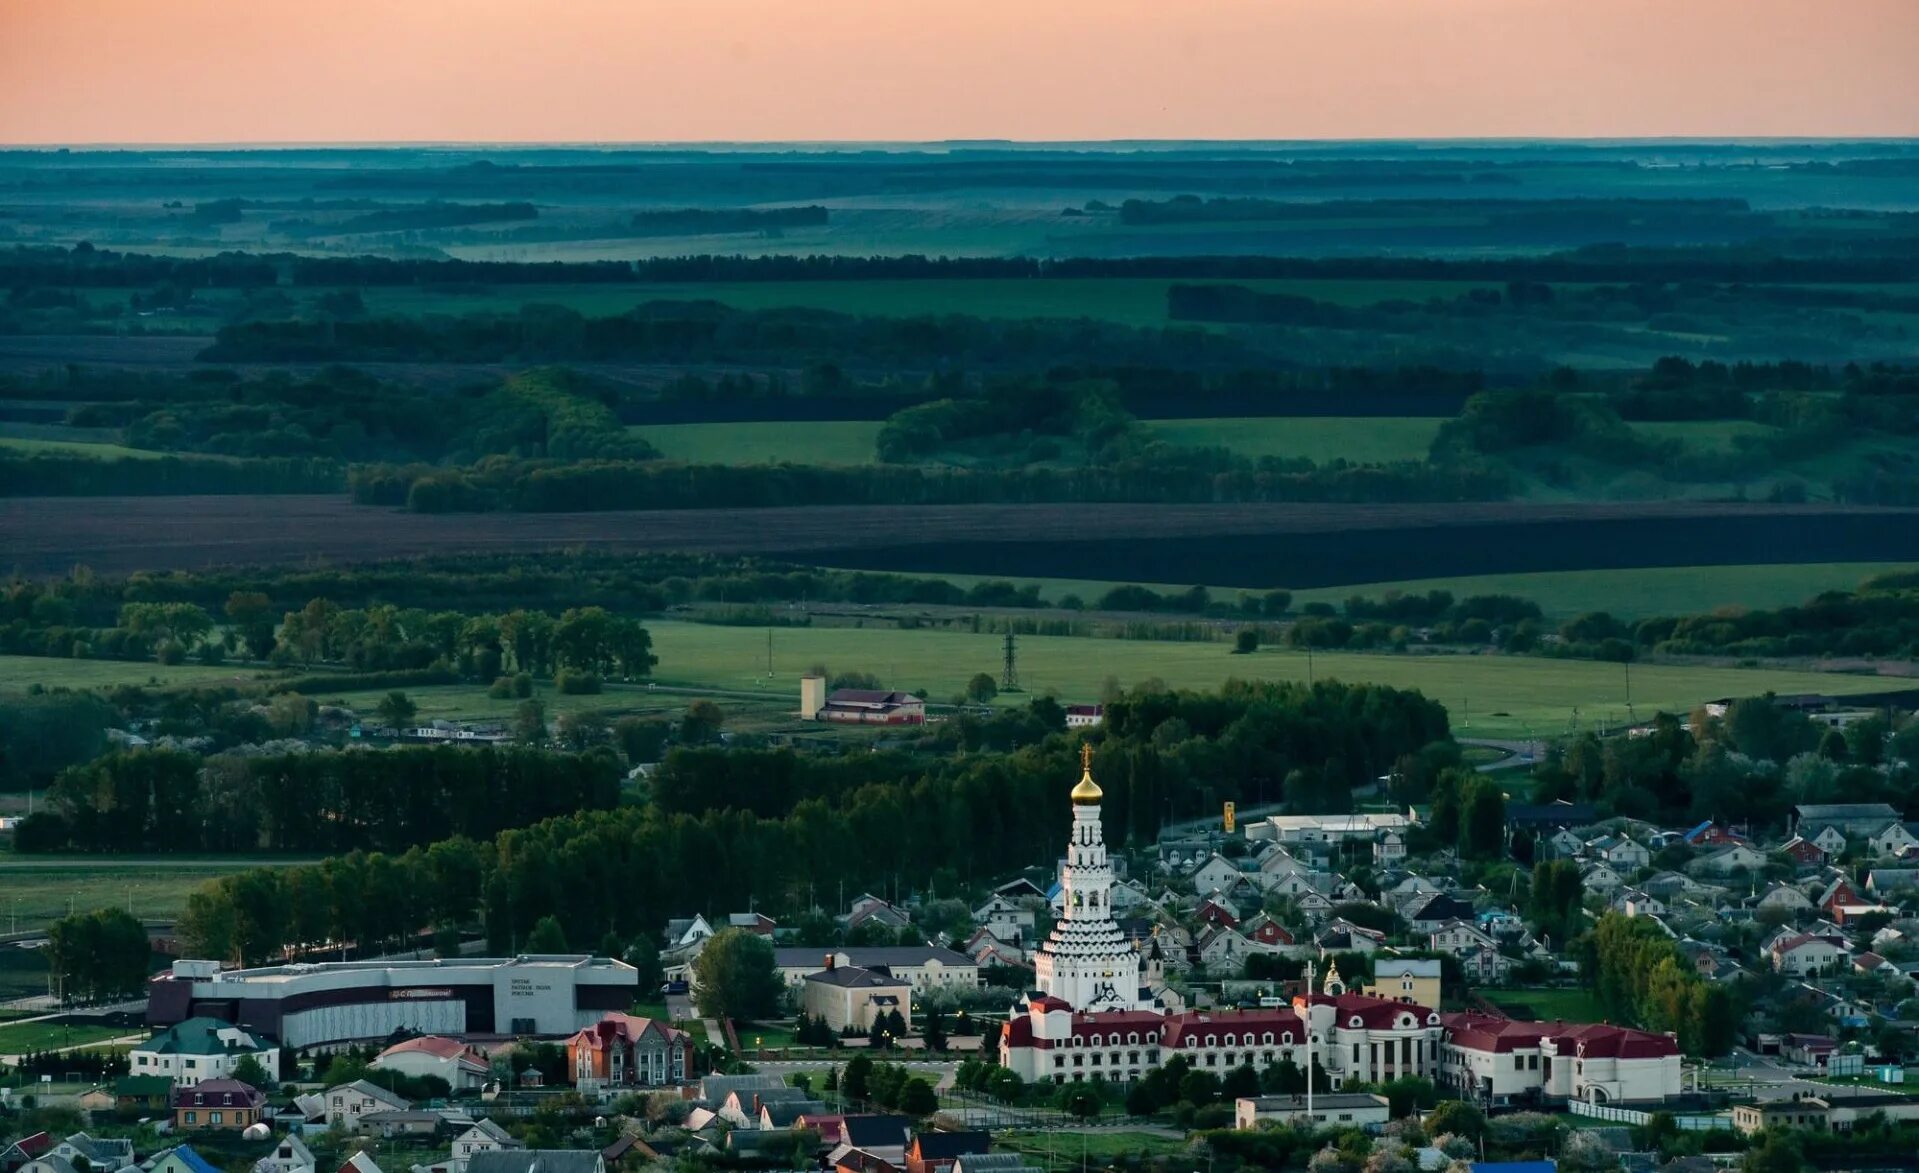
1569 1099 1725 1131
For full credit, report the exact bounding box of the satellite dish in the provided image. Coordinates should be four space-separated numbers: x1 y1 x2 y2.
243 1123 271 1140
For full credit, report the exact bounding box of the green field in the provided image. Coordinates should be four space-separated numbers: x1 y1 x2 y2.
0 436 170 461
1482 988 1609 1023
1635 420 1782 453
631 416 1440 468
638 620 1887 740
929 562 1916 621
0 656 274 692
636 421 883 465
356 277 1500 327
1143 417 1440 464
0 1019 140 1055
0 855 321 935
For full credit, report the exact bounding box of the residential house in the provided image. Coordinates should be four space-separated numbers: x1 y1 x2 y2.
1407 894 1477 937
1538 827 1583 861
971 897 1035 939
837 1116 913 1166
962 928 1028 970
1241 913 1297 950
993 878 1048 902
1733 1098 1831 1136
51 1135 133 1172
1586 835 1651 872
1315 919 1385 955
1429 921 1511 982
1808 826 1849 856
724 912 778 937
1769 933 1849 976
1197 926 1255 968
355 1110 447 1140
18 1157 79 1173
325 1080 411 1132
564 1012 692 1090
1779 837 1827 868
1235 1093 1391 1130
373 1036 490 1091
1195 893 1241 929
758 1098 828 1130
146 1148 223 1173
171 1079 265 1132
1188 855 1244 897
113 1075 173 1112
1792 804 1901 838
451 1121 522 1171
802 963 911 1033
1694 844 1767 877
465 1152 605 1173
1618 890 1666 918
772 947 979 992
1365 958 1442 1007
130 1017 279 1088
1754 884 1814 915
252 1136 315 1173
1579 862 1624 893
904 1132 991 1173
1867 869 1919 897
719 1086 814 1128
1064 705 1104 729
843 894 913 933
1871 824 1919 858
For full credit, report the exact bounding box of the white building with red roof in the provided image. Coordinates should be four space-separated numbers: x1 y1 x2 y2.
372 1035 491 1091
1439 1012 1682 1106
1000 960 1442 1087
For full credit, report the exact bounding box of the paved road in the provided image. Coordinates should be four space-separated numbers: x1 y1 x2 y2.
1461 737 1545 771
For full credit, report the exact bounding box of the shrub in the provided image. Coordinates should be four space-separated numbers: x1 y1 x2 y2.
556 670 602 695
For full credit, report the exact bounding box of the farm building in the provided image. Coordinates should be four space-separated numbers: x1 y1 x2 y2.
800 681 925 725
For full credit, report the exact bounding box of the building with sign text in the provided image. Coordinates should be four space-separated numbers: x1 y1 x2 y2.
146 955 637 1048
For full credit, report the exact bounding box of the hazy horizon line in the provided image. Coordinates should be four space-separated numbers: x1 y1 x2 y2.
7 135 1919 151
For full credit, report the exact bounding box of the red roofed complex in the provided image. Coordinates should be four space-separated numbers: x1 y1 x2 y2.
564 1012 691 1090
1001 962 1443 1088
372 1034 490 1091
1439 1012 1682 1105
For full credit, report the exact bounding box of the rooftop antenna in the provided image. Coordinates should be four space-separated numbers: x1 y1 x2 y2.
1001 630 1020 692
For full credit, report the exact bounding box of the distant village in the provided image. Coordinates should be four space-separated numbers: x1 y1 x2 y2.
9 751 1919 1173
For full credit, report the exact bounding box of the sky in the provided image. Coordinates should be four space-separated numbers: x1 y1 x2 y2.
2 0 1916 145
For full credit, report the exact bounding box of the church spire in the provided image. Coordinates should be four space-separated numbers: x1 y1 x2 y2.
1070 741 1103 804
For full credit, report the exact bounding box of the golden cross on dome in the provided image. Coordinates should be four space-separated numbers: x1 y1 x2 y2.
1080 742 1094 771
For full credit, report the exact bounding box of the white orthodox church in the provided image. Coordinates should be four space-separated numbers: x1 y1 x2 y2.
1030 745 1154 1012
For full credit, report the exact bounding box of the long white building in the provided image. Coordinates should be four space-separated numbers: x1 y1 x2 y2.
147 956 637 1048
1438 1012 1682 1105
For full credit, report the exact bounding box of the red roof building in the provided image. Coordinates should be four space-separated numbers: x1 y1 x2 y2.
1439 1012 1681 1105
564 1012 692 1089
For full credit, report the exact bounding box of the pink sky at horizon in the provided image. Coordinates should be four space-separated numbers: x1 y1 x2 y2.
2 0 1916 145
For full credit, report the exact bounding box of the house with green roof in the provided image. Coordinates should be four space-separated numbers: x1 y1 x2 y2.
130 1017 279 1087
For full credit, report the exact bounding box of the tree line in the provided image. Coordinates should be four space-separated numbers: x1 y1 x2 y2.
10 241 1919 292
1577 911 1738 1056
0 451 343 497
18 744 621 855
352 452 1507 513
172 681 1451 963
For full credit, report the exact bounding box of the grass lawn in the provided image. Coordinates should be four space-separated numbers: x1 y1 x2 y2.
357 277 1500 328
998 1131 1187 1170
641 619 1892 741
0 855 321 935
1483 987 1609 1023
635 421 883 466
0 1019 138 1055
926 562 1916 621
0 655 277 692
1142 417 1440 464
1635 420 1781 453
0 436 170 461
631 416 1435 468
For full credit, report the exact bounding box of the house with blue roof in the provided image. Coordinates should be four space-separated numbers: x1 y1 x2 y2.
150 1146 222 1173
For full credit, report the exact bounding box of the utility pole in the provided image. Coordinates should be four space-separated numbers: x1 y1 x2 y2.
1001 631 1020 693
1301 958 1316 1120
765 629 774 678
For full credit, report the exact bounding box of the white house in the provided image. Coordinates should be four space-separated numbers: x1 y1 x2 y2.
1586 835 1651 872
971 896 1036 938
1695 844 1767 877
1580 863 1624 893
1235 1093 1390 1131
450 1121 521 1172
1769 933 1850 976
1870 824 1919 859
325 1080 411 1132
130 1017 279 1088
1809 826 1849 856
1188 854 1245 896
372 1036 490 1091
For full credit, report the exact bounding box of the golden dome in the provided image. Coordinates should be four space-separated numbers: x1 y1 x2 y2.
1071 742 1103 804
